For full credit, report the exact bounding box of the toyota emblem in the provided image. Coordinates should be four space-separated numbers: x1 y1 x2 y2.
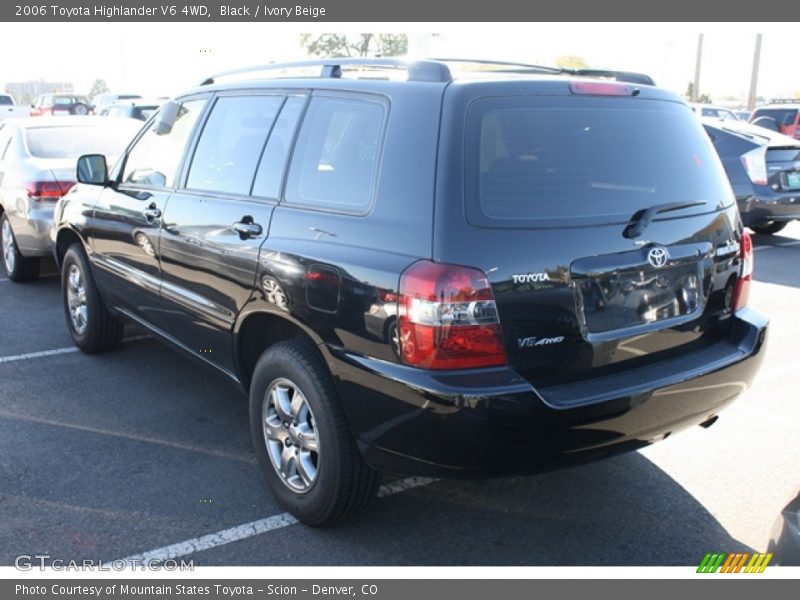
647 247 669 268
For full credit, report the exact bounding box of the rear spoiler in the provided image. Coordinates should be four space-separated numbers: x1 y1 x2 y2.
570 69 656 86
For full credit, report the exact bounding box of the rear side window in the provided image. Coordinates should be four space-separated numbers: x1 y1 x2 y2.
0 96 12 106
467 96 731 227
186 95 283 196
284 96 385 213
753 108 799 126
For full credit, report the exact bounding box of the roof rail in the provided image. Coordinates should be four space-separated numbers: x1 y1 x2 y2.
430 58 655 85
768 98 800 105
199 58 453 85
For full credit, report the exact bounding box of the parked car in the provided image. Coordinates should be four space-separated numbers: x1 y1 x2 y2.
31 94 94 117
702 117 800 235
53 59 768 526
749 102 800 139
735 110 752 122
0 94 32 120
92 93 143 114
0 116 141 281
99 99 160 122
690 103 740 121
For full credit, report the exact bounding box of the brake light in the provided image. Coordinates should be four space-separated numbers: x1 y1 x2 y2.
398 260 507 370
24 180 75 201
732 231 753 312
740 146 768 185
569 82 632 96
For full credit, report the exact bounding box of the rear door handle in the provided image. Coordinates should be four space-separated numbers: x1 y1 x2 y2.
232 217 263 238
143 206 162 221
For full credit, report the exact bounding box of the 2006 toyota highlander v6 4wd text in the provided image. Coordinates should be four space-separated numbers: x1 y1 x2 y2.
52 59 768 526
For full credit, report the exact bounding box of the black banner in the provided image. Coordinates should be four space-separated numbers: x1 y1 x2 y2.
3 0 800 21
4 579 799 600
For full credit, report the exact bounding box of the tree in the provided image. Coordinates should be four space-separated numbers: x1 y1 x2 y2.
555 54 588 69
300 34 408 58
684 82 711 104
88 78 110 98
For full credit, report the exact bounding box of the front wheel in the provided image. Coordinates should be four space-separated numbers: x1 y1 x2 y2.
1 213 40 282
751 221 788 235
249 339 380 526
61 244 124 353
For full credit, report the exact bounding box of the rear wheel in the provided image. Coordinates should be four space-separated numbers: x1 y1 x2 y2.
249 339 380 526
72 103 89 116
1 213 40 282
751 221 788 235
61 244 124 353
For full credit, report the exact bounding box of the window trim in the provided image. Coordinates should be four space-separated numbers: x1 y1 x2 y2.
279 90 389 217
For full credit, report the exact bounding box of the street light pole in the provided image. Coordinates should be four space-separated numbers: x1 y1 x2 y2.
692 33 703 103
747 33 762 111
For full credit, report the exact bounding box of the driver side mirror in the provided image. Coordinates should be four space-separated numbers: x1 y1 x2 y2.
77 154 108 185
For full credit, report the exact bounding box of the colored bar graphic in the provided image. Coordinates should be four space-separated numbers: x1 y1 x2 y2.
697 552 771 573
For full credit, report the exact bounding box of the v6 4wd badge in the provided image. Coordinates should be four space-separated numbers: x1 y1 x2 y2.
517 336 565 349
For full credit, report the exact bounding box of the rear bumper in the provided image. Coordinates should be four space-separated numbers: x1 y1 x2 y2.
4 199 55 257
326 308 768 477
735 187 800 226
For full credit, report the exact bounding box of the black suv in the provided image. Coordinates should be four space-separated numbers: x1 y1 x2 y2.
53 59 768 526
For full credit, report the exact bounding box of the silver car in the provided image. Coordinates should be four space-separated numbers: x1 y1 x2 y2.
0 116 141 281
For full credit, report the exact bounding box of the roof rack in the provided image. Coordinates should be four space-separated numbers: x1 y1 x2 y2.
768 98 800 105
199 59 453 85
199 58 656 87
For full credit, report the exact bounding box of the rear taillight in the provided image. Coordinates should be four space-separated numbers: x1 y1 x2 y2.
733 231 753 312
25 180 75 201
741 146 768 185
398 260 507 370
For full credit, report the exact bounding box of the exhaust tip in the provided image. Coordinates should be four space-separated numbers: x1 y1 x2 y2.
699 415 719 429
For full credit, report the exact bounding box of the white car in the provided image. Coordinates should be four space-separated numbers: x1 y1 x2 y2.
689 103 740 121
0 94 32 120
0 116 141 281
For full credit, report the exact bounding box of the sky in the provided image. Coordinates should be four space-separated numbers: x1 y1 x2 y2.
0 22 796 104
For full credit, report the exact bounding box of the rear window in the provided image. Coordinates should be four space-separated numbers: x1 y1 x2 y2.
467 96 731 227
25 126 134 159
752 108 798 126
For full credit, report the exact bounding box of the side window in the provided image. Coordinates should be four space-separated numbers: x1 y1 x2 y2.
186 95 283 196
252 96 305 200
122 98 206 188
284 96 385 213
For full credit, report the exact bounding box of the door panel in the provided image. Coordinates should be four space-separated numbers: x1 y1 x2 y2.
89 97 208 330
157 94 300 374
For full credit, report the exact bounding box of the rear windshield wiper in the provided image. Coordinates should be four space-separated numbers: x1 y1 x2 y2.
623 201 706 239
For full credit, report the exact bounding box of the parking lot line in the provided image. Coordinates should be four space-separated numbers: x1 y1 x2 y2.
118 476 436 564
0 410 257 464
0 277 9 282
753 240 800 251
0 335 150 364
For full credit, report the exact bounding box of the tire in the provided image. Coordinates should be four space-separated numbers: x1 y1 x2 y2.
752 116 779 132
751 221 788 235
249 339 380 526
1 213 40 282
61 244 124 353
72 103 89 116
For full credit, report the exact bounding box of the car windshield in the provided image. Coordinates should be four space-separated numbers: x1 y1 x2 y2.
467 96 731 227
25 125 133 159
